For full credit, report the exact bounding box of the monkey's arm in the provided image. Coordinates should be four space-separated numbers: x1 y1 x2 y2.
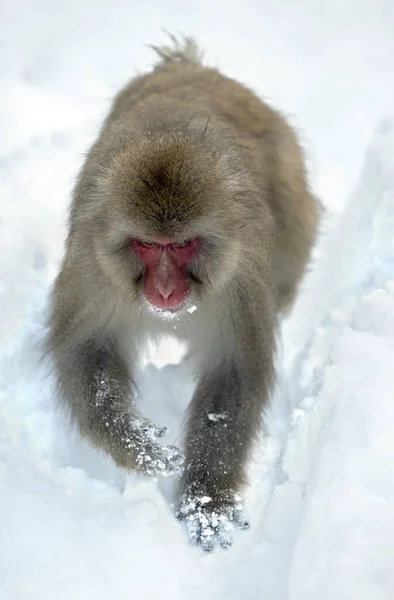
178 282 276 550
51 334 183 476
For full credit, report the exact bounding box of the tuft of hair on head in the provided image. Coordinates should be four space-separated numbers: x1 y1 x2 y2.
149 32 204 67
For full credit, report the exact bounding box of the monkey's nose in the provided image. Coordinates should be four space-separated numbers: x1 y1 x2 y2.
157 279 175 300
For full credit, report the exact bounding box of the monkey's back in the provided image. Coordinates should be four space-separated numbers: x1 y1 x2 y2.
108 63 278 138
104 62 321 311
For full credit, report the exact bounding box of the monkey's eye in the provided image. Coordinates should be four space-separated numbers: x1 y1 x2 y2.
172 240 190 248
142 241 159 248
129 239 160 257
133 240 158 249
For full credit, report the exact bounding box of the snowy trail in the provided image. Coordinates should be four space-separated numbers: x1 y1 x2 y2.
1 2 394 599
2 121 393 600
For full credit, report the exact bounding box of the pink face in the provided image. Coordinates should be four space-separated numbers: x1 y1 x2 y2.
131 238 200 311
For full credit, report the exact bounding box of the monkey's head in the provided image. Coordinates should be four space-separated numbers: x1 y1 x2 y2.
89 124 255 315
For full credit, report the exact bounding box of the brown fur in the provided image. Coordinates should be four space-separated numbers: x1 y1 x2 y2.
48 36 321 550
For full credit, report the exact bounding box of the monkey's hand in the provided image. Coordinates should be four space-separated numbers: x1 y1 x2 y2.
176 487 249 552
132 422 184 477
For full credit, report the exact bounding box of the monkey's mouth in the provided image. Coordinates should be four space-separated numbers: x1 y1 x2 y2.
146 299 189 320
147 296 188 313
144 287 193 317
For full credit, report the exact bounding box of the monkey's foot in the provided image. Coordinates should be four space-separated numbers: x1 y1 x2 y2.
176 489 249 552
132 421 184 477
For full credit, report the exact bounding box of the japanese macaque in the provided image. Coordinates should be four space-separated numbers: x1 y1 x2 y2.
48 35 321 551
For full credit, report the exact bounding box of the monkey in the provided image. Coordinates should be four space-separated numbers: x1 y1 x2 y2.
47 34 321 552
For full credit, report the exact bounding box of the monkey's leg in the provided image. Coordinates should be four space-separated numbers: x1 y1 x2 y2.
54 337 184 476
178 351 273 550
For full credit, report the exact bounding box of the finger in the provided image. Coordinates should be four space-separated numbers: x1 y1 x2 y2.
186 517 199 545
232 504 249 530
218 529 232 549
200 527 216 553
217 518 233 549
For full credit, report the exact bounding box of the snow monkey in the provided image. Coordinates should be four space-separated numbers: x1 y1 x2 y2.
48 35 321 551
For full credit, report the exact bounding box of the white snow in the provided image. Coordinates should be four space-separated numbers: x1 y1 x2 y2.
1 2 394 598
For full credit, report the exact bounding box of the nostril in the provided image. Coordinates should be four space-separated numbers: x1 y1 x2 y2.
157 280 175 300
159 288 173 300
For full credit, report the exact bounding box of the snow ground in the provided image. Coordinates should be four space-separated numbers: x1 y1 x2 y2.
1 1 394 598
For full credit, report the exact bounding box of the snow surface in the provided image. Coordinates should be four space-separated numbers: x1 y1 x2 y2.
1 1 394 598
